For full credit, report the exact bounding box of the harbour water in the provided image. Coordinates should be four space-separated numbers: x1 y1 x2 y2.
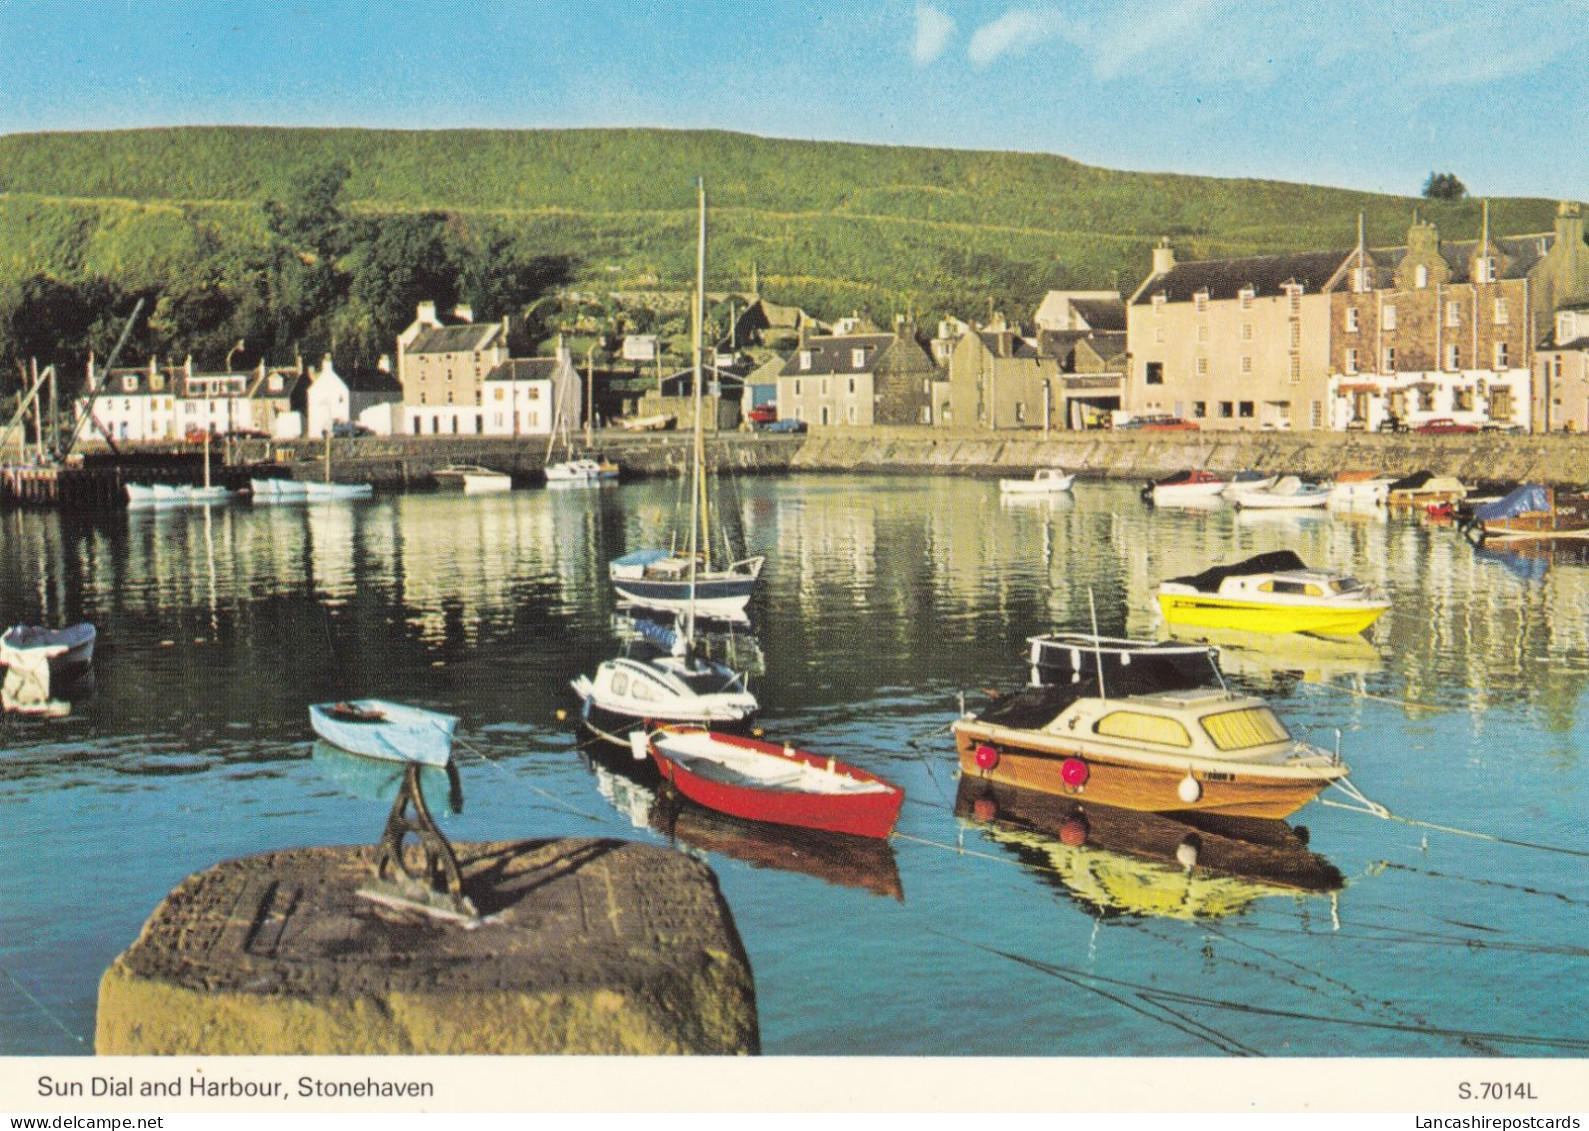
2 474 1587 1057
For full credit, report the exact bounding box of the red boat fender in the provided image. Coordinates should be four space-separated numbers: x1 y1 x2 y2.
972 797 997 821
1061 758 1089 787
974 744 999 770
1059 815 1089 847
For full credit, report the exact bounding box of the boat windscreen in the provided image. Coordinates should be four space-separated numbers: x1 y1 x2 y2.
1388 469 1434 492
979 681 1094 728
1165 550 1310 593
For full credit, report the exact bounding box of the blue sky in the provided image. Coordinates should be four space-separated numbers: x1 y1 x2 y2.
3 0 1586 200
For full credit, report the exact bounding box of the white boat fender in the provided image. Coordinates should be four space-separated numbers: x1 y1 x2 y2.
825 756 836 773
1176 835 1200 871
1177 774 1202 804
628 731 649 763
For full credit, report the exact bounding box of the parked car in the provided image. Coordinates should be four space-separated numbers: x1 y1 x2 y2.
764 418 807 434
1414 418 1479 435
184 427 215 444
747 403 778 427
329 421 373 438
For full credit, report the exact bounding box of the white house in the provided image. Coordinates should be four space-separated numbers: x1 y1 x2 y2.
479 348 577 437
83 357 302 442
306 356 403 436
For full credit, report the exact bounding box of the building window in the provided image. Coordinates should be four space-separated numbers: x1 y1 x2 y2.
1218 401 1234 418
1240 322 1253 341
1192 401 1206 418
1311 401 1323 428
793 379 802 397
1154 326 1165 344
1239 287 1254 310
1290 322 1301 348
1145 361 1164 386
1477 256 1496 284
1345 307 1359 333
1152 294 1166 315
799 351 812 371
1453 386 1473 411
1446 343 1460 371
846 403 857 424
1345 348 1359 375
1197 325 1209 343
1194 290 1209 314
1446 300 1462 328
1290 356 1301 382
1195 357 1209 377
1015 402 1026 424
1494 298 1510 325
847 377 855 394
121 376 137 392
1383 304 1398 330
1495 341 1509 369
851 348 866 369
1415 264 1429 288
1383 346 1396 371
1239 401 1254 418
820 378 830 396
1240 356 1253 374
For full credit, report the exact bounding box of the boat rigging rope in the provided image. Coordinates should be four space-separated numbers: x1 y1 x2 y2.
1300 681 1451 712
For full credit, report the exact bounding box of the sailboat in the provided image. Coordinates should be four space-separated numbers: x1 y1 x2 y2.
571 180 758 745
304 427 373 501
544 346 619 486
126 432 238 506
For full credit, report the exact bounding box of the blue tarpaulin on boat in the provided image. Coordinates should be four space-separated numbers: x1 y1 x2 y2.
611 549 673 568
1474 485 1551 522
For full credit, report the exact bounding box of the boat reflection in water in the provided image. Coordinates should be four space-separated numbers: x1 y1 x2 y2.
584 743 903 901
954 778 1341 921
311 739 463 816
1474 540 1589 584
1160 624 1383 687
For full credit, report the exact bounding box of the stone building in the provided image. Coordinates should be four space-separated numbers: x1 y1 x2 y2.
945 330 1062 430
480 347 580 439
396 302 513 436
777 328 936 427
1534 302 1589 433
1127 241 1347 431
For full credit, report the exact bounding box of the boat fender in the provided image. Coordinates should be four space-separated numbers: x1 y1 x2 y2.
1060 758 1088 787
1059 815 1088 847
1177 774 1202 804
974 744 999 770
1176 834 1201 871
972 797 997 822
628 730 649 763
826 756 836 773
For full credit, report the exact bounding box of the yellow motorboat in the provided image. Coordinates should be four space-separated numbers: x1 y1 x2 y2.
1155 550 1390 637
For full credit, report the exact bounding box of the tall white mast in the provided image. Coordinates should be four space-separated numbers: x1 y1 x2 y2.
684 178 707 648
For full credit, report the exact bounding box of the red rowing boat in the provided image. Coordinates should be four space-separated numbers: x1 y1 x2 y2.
641 726 905 840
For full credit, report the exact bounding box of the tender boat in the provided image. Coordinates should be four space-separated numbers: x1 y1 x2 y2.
1228 475 1331 510
1329 470 1396 507
250 477 310 501
1144 469 1228 506
1220 470 1278 499
954 634 1350 819
999 468 1075 495
641 725 904 840
545 457 619 485
433 464 490 490
1155 550 1389 636
463 468 512 493
309 699 458 766
1460 485 1589 546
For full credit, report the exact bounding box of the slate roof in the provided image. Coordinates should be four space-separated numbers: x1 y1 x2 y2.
1360 233 1554 285
1133 249 1353 305
341 369 403 395
484 358 560 383
407 322 503 354
1069 298 1127 331
778 334 897 377
977 331 1041 359
1037 330 1128 369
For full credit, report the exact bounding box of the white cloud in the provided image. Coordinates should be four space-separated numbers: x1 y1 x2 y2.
913 4 955 65
967 8 1064 67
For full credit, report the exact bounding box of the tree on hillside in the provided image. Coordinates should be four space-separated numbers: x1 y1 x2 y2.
0 274 128 398
264 160 353 261
1423 172 1467 201
346 212 459 358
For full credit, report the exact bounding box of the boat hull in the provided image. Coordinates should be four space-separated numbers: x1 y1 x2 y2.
1 623 96 671
304 482 373 501
575 690 756 747
1156 593 1388 636
1152 481 1228 506
462 473 512 494
309 700 458 766
952 721 1341 820
1231 490 1330 510
612 573 757 617
649 729 904 840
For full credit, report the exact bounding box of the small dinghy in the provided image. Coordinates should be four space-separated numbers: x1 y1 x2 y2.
639 725 905 840
309 699 459 766
999 468 1075 495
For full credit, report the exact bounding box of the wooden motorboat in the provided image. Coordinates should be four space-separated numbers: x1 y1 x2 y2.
1460 485 1589 546
1155 550 1389 636
1144 469 1228 506
1386 471 1466 508
1329 470 1396 507
1228 475 1330 510
309 699 458 766
999 468 1075 495
954 634 1349 820
642 725 904 840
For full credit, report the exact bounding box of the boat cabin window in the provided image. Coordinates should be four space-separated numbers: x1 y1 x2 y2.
611 672 629 696
1262 580 1321 597
1330 577 1363 594
1202 707 1290 751
1094 711 1192 748
630 678 658 702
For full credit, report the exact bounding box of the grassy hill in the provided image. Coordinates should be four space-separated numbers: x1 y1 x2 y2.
0 126 1568 323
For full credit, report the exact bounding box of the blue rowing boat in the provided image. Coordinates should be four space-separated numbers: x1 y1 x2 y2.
308 699 459 766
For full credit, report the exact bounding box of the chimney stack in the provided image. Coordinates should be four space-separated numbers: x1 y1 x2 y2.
452 303 473 324
417 301 439 326
1152 238 1176 276
1557 200 1584 251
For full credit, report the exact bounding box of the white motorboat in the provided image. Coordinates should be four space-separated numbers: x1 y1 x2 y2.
1328 471 1396 507
1228 475 1331 510
999 468 1075 495
545 457 618 484
1144 469 1228 506
250 477 310 501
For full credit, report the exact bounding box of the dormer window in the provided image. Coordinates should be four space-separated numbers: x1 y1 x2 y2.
1352 266 1373 293
1476 256 1496 284
851 348 867 369
1238 287 1254 310
121 375 137 392
1558 311 1577 344
799 350 812 371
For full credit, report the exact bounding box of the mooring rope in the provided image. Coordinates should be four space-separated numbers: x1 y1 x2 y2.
447 729 612 826
1321 776 1589 859
0 960 85 1046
